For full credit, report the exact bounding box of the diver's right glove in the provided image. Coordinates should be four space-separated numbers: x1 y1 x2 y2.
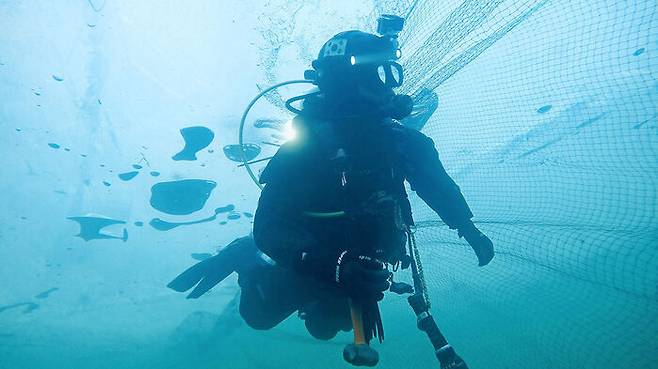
297 250 391 301
337 252 391 302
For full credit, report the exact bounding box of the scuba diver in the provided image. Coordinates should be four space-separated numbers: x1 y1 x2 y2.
253 16 495 367
169 15 493 368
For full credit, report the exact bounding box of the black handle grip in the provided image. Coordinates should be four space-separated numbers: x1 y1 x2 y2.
408 294 469 368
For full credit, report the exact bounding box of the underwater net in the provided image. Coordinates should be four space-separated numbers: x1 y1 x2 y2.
247 2 658 368
254 0 658 367
375 1 658 368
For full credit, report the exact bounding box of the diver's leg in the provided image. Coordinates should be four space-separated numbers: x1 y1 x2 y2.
238 264 352 338
303 295 352 340
238 265 314 330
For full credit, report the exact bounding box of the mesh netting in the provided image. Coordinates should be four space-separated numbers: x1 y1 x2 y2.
378 1 657 368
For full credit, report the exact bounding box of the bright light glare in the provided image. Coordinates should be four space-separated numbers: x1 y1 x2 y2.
284 120 297 141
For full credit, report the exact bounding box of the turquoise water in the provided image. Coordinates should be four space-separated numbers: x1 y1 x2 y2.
1 1 657 368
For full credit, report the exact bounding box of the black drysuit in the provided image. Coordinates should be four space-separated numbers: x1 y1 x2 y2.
241 115 474 339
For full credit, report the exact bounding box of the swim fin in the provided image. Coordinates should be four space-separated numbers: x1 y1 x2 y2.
167 253 234 299
168 235 263 299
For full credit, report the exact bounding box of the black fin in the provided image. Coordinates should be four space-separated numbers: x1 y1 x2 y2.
167 259 213 293
167 251 239 298
185 268 233 299
168 235 260 298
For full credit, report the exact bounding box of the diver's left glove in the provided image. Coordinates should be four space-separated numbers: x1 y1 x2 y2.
458 222 494 267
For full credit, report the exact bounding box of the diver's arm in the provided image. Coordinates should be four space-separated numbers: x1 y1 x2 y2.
252 144 340 277
253 178 321 269
402 129 494 266
402 130 474 229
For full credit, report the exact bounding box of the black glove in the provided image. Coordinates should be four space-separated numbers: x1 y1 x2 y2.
458 222 494 266
337 253 391 302
296 250 391 301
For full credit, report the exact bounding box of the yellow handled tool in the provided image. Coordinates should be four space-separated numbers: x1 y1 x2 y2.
343 299 379 367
